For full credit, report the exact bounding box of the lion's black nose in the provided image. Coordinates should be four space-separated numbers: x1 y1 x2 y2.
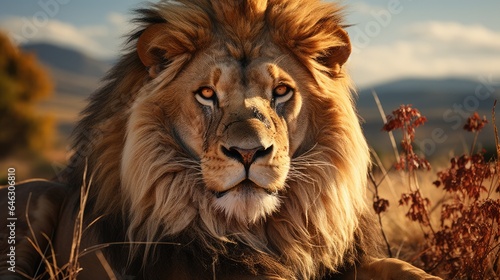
221 145 273 170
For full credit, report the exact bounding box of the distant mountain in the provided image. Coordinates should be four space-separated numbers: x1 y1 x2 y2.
22 43 113 135
357 78 497 117
21 43 112 78
21 43 113 98
357 77 500 160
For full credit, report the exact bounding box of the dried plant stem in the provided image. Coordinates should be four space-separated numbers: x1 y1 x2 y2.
370 149 398 198
377 214 392 258
66 162 92 278
493 100 500 165
372 90 400 164
470 131 480 156
25 193 60 279
368 171 392 258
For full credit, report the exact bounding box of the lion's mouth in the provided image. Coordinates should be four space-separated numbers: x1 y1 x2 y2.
213 179 278 198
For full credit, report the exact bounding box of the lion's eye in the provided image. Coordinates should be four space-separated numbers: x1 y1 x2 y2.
273 84 294 105
199 87 215 99
273 85 289 96
195 87 217 108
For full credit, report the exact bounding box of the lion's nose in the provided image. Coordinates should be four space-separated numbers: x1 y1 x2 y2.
221 145 273 170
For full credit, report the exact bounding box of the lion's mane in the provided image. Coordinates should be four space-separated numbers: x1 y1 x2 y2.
61 0 378 278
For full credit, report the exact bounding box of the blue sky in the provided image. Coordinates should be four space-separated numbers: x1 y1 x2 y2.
1 0 499 87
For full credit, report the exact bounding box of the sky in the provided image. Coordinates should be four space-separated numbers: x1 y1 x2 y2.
0 0 499 87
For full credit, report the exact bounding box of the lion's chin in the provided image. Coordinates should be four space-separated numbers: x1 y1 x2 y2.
212 181 281 224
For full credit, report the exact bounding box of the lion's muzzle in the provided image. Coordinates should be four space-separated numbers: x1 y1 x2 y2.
199 99 290 223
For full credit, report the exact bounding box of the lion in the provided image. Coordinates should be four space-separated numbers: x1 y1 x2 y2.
0 0 441 279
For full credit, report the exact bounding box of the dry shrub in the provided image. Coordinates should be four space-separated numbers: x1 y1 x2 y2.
370 103 500 280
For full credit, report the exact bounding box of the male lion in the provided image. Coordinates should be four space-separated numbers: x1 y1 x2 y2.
0 0 441 279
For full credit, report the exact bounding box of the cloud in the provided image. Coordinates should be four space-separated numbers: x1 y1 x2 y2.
107 12 134 35
0 12 134 59
407 21 500 51
0 16 114 58
349 2 386 15
107 12 127 27
348 21 500 87
80 25 109 38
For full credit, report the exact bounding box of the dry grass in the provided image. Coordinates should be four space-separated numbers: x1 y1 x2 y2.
20 163 112 280
21 162 181 279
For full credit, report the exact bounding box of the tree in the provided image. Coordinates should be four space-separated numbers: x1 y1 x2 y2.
0 32 54 158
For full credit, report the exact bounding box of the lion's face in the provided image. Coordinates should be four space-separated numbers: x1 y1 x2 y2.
124 42 309 224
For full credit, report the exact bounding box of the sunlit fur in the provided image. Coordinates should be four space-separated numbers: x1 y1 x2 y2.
63 0 374 278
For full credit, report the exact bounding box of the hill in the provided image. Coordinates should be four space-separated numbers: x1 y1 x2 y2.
21 43 112 135
22 43 111 78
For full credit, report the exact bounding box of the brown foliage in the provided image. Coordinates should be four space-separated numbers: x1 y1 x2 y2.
382 104 431 172
0 32 54 157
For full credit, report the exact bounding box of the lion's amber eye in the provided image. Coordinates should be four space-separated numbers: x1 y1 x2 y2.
272 84 294 106
199 87 215 99
273 85 290 97
195 86 217 108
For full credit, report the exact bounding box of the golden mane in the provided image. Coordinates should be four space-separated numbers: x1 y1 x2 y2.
61 0 375 278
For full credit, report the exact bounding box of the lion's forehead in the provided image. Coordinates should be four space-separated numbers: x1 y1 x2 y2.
196 54 296 100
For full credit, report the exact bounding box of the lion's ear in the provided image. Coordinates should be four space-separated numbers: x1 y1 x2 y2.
318 28 351 77
137 24 169 77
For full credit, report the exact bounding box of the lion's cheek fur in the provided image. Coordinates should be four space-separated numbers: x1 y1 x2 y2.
121 98 200 239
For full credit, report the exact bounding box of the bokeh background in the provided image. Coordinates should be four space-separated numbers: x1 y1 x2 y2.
0 0 499 182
